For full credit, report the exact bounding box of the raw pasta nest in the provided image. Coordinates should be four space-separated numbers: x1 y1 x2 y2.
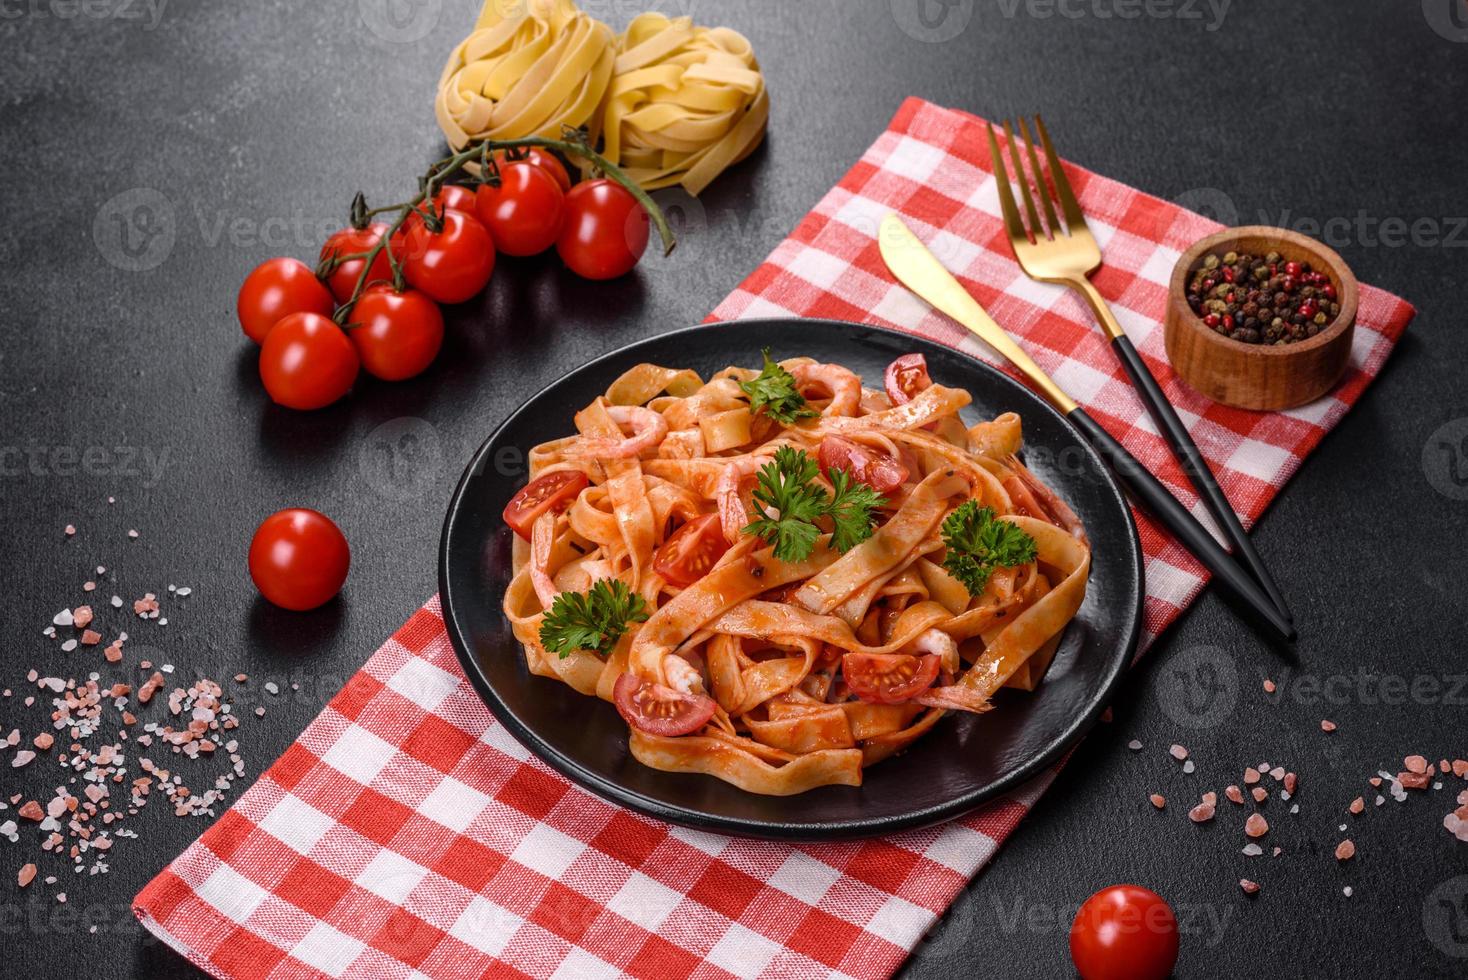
502 355 1092 795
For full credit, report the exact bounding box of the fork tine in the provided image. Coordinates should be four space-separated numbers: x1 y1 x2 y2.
985 122 1028 244
1034 115 1087 232
1003 119 1042 242
1019 118 1060 238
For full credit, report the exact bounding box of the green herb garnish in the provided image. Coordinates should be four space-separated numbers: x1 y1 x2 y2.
940 501 1038 596
738 349 819 425
741 447 886 561
539 579 649 659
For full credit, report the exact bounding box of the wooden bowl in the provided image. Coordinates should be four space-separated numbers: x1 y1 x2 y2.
1165 226 1358 411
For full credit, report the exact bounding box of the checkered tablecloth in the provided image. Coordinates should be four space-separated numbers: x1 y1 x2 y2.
134 97 1414 980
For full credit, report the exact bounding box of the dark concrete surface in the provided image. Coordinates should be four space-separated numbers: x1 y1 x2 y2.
1 1 1466 977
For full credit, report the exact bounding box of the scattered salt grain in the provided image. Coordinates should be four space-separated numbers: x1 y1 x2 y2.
1242 843 1263 857
1321 719 1336 732
1343 887 1353 897
1245 814 1269 838
1169 744 1189 761
127 529 138 539
1262 679 1275 693
1335 840 1356 861
1240 879 1260 895
1150 794 1166 810
64 525 75 536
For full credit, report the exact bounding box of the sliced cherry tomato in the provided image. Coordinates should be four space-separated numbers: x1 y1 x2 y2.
395 208 496 305
474 162 565 257
841 652 940 704
1070 885 1179 980
432 184 479 215
884 353 933 406
258 312 359 410
817 436 909 494
653 514 730 587
348 286 443 381
237 257 335 345
503 470 589 540
491 148 571 192
319 224 392 304
613 672 717 737
248 508 350 611
556 178 649 280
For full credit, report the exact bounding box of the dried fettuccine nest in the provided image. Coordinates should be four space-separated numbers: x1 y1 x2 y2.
598 13 769 195
435 0 615 151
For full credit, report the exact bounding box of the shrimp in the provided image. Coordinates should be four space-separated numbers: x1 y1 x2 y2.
576 406 669 458
665 654 707 695
529 512 561 610
716 456 767 543
908 627 960 676
790 363 861 417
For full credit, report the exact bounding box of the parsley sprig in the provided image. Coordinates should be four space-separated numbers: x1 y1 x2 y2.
741 447 886 562
940 501 1038 596
539 579 649 659
738 349 819 426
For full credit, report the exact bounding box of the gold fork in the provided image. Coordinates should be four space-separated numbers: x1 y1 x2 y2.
986 117 1292 625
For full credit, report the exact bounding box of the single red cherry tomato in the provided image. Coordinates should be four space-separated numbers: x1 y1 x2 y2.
817 436 909 494
258 312 359 410
248 508 350 611
556 178 649 280
1069 885 1179 980
884 353 933 406
475 162 565 257
491 148 571 192
432 184 479 215
613 673 717 737
348 286 444 381
396 208 496 304
319 223 392 303
653 514 730 587
503 471 589 540
841 652 940 704
237 257 335 345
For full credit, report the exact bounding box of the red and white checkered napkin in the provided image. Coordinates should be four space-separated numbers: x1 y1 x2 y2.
134 98 1414 980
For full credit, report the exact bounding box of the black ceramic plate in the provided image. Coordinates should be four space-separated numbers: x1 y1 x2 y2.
439 319 1143 840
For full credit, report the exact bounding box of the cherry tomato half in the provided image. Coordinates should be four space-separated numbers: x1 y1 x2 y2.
817 436 909 494
248 508 350 611
237 257 335 345
884 353 932 406
1069 885 1179 980
396 208 496 305
475 162 565 257
556 178 649 280
319 224 392 304
348 286 444 381
653 514 730 587
258 312 359 410
503 470 589 540
491 148 571 193
842 652 940 704
432 184 479 216
613 672 717 737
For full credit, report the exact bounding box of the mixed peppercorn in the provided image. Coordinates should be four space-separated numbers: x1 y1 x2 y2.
1185 250 1341 345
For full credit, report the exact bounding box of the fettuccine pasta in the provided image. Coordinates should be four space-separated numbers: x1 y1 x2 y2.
502 353 1090 795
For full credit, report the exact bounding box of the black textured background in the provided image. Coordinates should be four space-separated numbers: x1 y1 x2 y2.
2 1 1466 977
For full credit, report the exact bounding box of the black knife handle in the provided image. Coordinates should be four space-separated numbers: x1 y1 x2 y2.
1068 406 1295 642
1110 334 1292 623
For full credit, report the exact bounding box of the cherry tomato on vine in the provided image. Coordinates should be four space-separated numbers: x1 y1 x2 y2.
841 653 940 704
613 673 716 737
248 508 350 611
237 257 334 345
475 162 565 257
556 178 649 280
1069 885 1179 980
396 208 496 304
432 184 479 216
502 470 588 540
258 312 359 410
319 223 392 304
348 285 444 381
491 148 571 193
653 514 729 587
